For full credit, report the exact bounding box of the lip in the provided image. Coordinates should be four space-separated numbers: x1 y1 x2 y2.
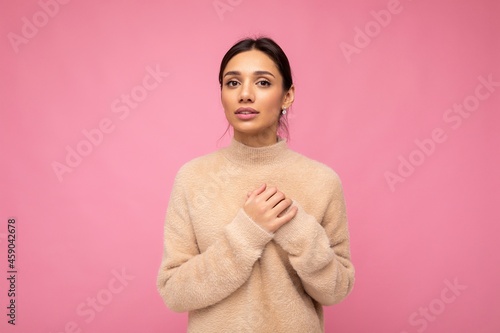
235 107 259 114
235 107 259 120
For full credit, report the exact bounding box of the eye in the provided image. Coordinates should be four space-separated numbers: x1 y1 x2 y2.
225 80 239 87
257 80 271 87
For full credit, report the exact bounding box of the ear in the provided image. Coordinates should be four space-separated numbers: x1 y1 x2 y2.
282 84 295 109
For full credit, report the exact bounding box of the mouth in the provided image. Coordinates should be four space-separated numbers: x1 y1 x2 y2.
235 107 259 115
234 107 259 120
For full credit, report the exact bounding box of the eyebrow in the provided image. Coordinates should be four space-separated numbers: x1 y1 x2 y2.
223 70 276 78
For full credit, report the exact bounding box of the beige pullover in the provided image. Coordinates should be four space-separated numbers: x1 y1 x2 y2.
157 138 355 332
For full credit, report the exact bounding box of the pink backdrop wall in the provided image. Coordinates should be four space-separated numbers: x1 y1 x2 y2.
1 0 499 332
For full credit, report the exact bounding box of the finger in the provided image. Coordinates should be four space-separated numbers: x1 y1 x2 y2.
267 190 286 208
272 197 292 216
259 186 278 201
248 184 266 199
275 205 298 226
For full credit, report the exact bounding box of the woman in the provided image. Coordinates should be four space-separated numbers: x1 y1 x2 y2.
157 37 354 333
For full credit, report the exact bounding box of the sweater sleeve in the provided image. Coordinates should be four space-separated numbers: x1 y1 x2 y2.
156 170 274 312
273 174 355 306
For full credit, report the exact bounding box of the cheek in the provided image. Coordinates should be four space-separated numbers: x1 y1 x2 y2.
263 90 284 109
221 90 232 109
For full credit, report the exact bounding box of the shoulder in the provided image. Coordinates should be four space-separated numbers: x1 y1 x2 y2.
173 149 226 184
289 149 342 182
285 149 344 196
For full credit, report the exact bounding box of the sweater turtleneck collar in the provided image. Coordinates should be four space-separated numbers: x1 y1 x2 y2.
223 137 291 166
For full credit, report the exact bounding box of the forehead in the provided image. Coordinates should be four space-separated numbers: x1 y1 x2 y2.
224 49 279 75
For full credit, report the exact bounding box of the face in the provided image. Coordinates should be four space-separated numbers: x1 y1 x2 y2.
221 49 294 145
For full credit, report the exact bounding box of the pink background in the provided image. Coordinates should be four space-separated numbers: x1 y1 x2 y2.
1 0 499 332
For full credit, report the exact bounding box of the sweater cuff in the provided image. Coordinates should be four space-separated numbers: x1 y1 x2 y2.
273 201 327 256
225 208 274 258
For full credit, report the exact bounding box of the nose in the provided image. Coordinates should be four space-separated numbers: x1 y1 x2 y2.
238 81 254 103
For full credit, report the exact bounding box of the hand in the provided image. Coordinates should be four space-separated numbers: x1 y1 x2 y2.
243 184 298 233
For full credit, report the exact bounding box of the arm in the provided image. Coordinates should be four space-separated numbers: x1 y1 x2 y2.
156 172 273 312
273 175 355 305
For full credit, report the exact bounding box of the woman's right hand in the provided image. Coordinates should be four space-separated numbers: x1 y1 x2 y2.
243 184 298 233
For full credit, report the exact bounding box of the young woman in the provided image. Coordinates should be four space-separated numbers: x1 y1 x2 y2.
157 37 355 333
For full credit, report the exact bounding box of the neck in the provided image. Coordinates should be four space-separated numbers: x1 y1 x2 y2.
233 130 278 148
223 136 290 166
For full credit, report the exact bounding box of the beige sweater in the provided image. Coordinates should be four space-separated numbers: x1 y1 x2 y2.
157 138 355 333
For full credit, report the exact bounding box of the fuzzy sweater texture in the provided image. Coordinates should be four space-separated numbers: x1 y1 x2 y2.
157 138 355 333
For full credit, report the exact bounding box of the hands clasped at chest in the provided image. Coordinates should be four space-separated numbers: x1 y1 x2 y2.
244 184 298 233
